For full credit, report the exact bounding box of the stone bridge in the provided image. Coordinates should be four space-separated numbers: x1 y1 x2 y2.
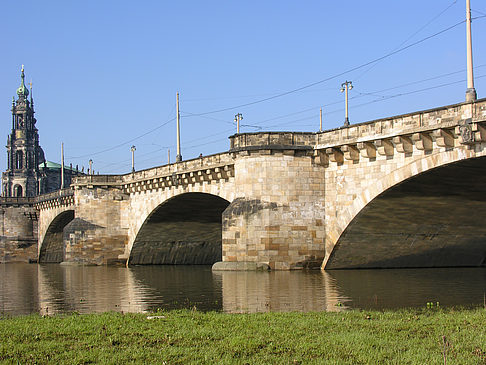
35 99 486 269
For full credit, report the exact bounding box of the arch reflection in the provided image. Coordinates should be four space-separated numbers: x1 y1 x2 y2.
214 270 348 313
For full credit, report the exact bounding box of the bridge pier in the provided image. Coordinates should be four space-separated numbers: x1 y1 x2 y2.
62 185 129 265
0 198 38 263
217 134 326 270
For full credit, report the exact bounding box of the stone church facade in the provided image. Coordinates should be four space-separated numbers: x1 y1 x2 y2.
2 66 83 198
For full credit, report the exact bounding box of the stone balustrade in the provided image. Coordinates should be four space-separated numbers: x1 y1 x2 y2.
230 132 315 152
0 196 35 206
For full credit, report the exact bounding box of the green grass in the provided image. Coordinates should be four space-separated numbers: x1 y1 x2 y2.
1 308 485 364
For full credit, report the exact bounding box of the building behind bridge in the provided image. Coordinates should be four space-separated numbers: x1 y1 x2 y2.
2 66 83 198
1 67 83 262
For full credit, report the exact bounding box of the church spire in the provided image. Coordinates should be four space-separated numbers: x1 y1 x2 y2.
29 79 34 110
16 65 29 100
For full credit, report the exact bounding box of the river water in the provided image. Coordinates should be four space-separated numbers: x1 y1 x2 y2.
0 264 485 316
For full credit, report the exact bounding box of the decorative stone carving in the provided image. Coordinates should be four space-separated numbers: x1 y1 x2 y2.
392 136 413 153
459 124 474 144
412 132 433 151
325 147 344 164
357 142 376 159
375 139 394 156
433 129 455 148
341 145 359 161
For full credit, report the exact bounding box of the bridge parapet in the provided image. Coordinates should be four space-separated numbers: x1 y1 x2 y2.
72 175 123 188
35 188 75 210
230 132 315 152
69 153 235 195
0 196 35 207
314 99 486 166
316 99 486 146
121 153 234 194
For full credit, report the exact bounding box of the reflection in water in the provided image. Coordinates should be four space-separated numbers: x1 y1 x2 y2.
328 268 486 310
36 264 148 315
0 264 40 315
0 264 485 316
215 271 345 313
128 265 222 312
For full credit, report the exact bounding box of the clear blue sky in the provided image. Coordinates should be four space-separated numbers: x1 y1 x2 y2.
1 1 485 174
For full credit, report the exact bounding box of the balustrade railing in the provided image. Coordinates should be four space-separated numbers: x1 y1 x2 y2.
35 188 74 204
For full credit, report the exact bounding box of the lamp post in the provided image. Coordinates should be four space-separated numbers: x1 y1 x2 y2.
340 81 353 126
61 142 64 189
176 92 182 162
234 113 243 134
466 0 477 101
131 145 136 173
319 107 323 132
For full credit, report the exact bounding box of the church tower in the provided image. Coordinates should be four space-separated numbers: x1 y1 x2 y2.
2 66 45 197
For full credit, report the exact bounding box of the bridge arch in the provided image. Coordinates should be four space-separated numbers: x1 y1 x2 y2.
39 209 75 263
325 148 486 269
128 192 230 265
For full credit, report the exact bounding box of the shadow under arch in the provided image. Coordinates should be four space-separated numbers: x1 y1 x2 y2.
39 210 75 263
129 192 230 265
326 155 486 269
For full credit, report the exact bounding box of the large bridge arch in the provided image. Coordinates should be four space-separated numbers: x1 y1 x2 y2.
39 210 75 263
128 192 231 265
324 147 486 269
125 178 235 261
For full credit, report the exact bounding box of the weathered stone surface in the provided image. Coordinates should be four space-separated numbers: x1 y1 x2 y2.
25 98 486 270
0 202 38 263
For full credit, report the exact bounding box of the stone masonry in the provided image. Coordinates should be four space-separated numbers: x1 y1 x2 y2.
0 198 38 263
29 98 486 269
222 146 326 270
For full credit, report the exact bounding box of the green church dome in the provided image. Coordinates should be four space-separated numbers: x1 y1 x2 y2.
16 65 29 99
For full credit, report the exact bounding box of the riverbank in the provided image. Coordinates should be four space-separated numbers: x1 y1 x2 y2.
1 308 485 364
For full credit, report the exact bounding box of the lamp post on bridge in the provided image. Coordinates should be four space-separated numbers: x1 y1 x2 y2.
340 81 353 127
234 113 243 134
319 107 323 132
131 145 136 173
176 92 182 162
466 0 477 102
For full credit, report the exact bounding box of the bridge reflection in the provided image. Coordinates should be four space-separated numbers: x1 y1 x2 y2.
214 271 345 312
0 264 347 315
1 264 485 315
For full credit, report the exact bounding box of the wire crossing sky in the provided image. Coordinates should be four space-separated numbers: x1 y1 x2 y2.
1 1 485 174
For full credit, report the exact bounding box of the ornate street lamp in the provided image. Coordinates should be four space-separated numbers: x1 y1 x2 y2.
340 81 353 126
131 145 136 173
234 113 243 134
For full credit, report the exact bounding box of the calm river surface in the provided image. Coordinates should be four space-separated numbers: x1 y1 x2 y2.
1 264 485 316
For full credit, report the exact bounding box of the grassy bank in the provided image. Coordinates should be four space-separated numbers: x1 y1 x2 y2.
1 308 485 364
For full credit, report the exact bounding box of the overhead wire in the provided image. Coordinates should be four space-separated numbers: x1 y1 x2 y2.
68 12 486 172
473 9 486 17
112 66 486 169
96 72 485 173
104 64 486 171
67 117 176 160
182 19 466 118
355 0 458 81
266 74 486 129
